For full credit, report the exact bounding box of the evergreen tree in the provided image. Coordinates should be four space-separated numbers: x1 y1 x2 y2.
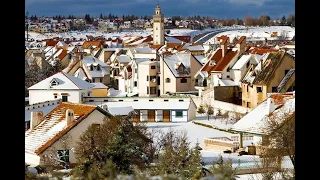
197 105 206 116
210 155 237 180
73 116 152 177
52 58 63 73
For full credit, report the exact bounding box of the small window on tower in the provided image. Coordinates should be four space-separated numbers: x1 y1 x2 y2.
156 27 158 30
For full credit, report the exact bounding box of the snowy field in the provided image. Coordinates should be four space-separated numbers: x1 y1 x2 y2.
25 27 243 41
25 29 209 41
204 26 295 44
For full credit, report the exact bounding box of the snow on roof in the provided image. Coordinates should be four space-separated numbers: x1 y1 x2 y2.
82 56 108 67
165 36 183 44
135 46 154 53
164 52 191 77
107 106 134 116
25 103 59 122
231 95 295 135
194 55 208 65
91 83 108 89
85 100 191 110
138 60 157 65
232 54 252 70
25 102 98 155
56 41 67 47
135 58 150 64
117 54 131 63
74 68 88 80
187 45 204 51
28 72 94 90
218 79 238 86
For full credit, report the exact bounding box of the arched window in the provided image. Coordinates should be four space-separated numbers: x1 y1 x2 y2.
165 78 171 83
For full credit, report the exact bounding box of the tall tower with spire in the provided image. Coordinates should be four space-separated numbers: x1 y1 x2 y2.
153 4 164 45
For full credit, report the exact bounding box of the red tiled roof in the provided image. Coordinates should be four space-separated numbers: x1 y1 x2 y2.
150 44 163 50
82 41 102 49
169 35 191 43
142 35 153 43
57 49 68 60
236 36 246 44
46 40 59 46
248 48 279 55
201 48 238 73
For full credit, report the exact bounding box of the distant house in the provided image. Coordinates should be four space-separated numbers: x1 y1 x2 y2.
85 96 197 122
25 102 112 165
67 54 111 85
241 51 295 109
28 71 94 104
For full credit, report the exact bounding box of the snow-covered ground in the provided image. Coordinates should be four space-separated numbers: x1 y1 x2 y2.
25 29 204 41
146 121 234 149
205 26 295 44
193 115 235 130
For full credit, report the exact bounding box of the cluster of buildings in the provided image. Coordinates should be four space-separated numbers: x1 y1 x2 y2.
25 5 295 167
26 18 87 33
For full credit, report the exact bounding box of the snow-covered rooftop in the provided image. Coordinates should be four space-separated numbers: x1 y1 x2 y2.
28 72 94 90
91 83 108 89
232 54 252 70
231 95 295 135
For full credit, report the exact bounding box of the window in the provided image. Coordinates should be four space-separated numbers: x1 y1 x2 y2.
104 100 108 102
246 85 249 92
25 121 30 131
54 95 57 99
57 150 70 163
180 78 187 83
150 76 156 82
256 87 262 93
156 27 158 30
147 86 149 94
147 76 149 81
119 100 123 101
272 87 278 92
150 87 157 94
134 99 138 101
227 75 230 78
149 99 154 102
179 100 184 102
227 67 230 72
247 102 251 108
151 65 156 69
164 99 169 102
96 65 101 71
134 81 137 87
166 78 171 83
90 65 93 71
175 111 183 117
62 95 68 102
89 100 94 102
100 78 102 82
285 70 289 75
246 61 250 68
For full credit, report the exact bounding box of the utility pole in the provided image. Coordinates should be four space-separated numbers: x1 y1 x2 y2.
26 10 29 41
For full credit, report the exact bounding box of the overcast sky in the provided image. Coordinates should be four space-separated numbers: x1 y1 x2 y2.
25 0 294 19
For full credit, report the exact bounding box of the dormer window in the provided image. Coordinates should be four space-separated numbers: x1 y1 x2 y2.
209 60 216 66
50 78 58 86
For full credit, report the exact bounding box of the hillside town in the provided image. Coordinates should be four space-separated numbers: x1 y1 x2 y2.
25 4 295 180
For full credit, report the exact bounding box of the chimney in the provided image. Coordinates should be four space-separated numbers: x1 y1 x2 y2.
30 111 43 130
220 40 228 57
66 109 75 126
267 98 276 114
259 59 263 70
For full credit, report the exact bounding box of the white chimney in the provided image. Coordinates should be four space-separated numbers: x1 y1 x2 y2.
30 111 43 130
267 98 276 114
66 109 75 126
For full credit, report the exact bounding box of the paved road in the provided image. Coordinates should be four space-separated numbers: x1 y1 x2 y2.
193 28 244 44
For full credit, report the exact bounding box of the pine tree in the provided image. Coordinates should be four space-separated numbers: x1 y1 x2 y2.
197 105 206 116
206 104 214 121
210 155 237 180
